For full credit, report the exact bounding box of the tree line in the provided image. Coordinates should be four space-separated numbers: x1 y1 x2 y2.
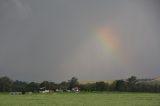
0 76 160 93
80 76 160 92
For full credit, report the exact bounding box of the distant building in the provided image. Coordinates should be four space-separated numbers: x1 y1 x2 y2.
72 87 79 92
39 87 50 93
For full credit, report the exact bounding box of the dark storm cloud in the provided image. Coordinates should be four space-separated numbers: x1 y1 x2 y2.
0 0 160 82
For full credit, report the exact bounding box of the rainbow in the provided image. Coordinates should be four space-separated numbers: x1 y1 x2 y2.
95 27 135 73
96 27 121 54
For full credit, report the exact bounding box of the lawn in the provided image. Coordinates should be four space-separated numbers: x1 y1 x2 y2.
0 92 160 106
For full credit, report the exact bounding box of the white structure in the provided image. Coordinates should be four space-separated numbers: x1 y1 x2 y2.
39 87 50 93
10 92 22 95
56 89 63 93
40 90 49 93
72 87 79 92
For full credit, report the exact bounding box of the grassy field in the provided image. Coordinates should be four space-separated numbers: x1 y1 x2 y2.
0 92 160 106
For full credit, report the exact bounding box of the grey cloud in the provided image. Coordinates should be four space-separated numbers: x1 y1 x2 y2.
0 0 160 82
0 0 30 20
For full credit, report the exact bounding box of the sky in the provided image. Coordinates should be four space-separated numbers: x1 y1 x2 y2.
0 0 160 82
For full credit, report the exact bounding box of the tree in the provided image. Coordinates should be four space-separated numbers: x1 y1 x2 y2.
115 80 126 91
68 77 79 90
127 76 137 91
59 81 69 90
40 81 58 90
48 82 58 90
79 83 96 91
40 81 50 89
12 80 27 92
109 81 116 91
26 82 39 92
0 76 13 92
96 81 105 91
128 76 137 84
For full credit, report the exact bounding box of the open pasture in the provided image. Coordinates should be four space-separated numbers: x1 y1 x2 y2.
0 92 160 106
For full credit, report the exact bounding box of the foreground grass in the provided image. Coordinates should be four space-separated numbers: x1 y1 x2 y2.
0 92 160 106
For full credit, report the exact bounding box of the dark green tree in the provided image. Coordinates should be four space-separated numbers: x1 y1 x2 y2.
59 81 69 90
0 76 13 92
115 80 126 91
48 82 58 90
127 76 137 91
40 81 50 89
12 80 27 92
68 77 79 90
26 82 39 92
96 81 105 91
40 81 57 90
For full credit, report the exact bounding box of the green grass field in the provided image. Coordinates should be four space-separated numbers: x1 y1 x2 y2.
0 92 160 106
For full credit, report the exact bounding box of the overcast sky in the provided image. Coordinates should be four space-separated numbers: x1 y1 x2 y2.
0 0 160 82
